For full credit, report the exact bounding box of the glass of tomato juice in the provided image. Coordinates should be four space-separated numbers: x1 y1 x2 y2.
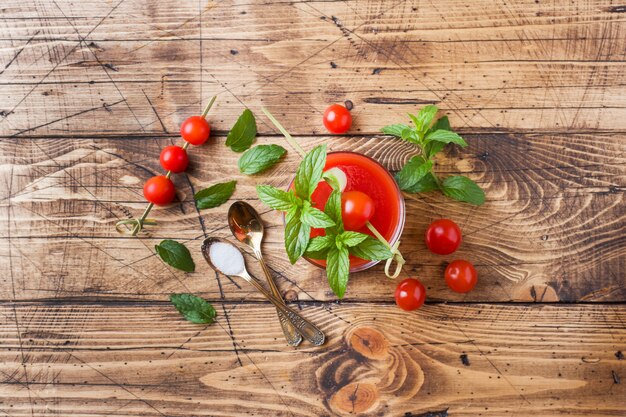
288 151 405 272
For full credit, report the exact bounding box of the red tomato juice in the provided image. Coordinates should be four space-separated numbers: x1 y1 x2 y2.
305 152 405 270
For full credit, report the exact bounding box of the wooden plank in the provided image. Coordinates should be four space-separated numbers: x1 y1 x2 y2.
1 0 625 136
0 302 624 416
1 133 624 302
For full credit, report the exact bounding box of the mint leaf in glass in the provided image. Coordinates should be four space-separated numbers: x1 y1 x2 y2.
301 201 335 228
284 206 310 264
349 236 393 261
326 245 350 299
295 144 326 198
256 185 298 211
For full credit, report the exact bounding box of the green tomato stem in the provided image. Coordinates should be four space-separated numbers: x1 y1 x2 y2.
261 107 307 158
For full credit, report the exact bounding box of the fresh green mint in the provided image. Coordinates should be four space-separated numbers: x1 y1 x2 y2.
156 240 195 272
257 144 335 264
382 105 485 205
303 190 392 299
442 175 486 205
295 144 327 198
226 109 257 152
194 181 236 209
238 144 286 174
170 293 216 324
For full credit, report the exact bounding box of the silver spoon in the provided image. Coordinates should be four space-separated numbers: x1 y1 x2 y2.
228 201 302 346
201 237 325 346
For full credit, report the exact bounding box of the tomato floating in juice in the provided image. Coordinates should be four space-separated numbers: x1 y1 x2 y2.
306 152 404 270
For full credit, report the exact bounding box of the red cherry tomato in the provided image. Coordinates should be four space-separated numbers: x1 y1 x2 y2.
341 191 375 231
394 278 426 311
159 145 189 173
425 219 462 255
445 260 477 293
143 175 176 206
180 116 210 145
323 104 352 134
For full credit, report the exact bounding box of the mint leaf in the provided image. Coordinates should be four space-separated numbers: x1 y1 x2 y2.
170 293 216 324
324 190 343 234
239 144 286 174
194 181 236 209
409 105 438 132
381 124 410 137
339 231 368 247
301 202 335 228
442 175 485 205
326 245 350 299
306 235 334 252
349 236 393 261
424 116 451 158
156 240 195 272
401 127 420 144
425 140 446 159
225 109 257 152
256 185 297 211
431 115 450 132
284 206 310 264
404 173 440 193
395 156 433 191
295 144 326 198
425 129 467 147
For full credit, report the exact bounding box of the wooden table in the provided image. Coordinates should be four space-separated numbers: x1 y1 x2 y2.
1 1 625 416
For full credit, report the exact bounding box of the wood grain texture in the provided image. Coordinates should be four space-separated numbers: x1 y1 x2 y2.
1 0 625 415
0 302 624 417
1 0 625 136
1 133 623 303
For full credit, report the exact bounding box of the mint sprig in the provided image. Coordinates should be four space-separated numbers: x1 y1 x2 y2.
256 144 335 264
382 105 485 205
307 189 391 299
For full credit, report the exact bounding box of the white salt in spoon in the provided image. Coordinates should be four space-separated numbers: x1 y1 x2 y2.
201 237 325 346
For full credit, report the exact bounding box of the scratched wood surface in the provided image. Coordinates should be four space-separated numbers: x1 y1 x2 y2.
0 0 625 416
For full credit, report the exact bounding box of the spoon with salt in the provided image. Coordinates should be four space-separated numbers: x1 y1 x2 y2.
201 237 325 346
228 201 302 346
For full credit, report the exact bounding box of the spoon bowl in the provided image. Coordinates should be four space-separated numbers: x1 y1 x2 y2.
228 201 264 248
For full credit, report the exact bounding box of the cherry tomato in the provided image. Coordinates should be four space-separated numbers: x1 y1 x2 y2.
341 191 375 231
180 116 210 145
445 260 477 293
394 278 426 311
425 219 462 255
323 104 352 134
159 145 189 173
143 175 176 206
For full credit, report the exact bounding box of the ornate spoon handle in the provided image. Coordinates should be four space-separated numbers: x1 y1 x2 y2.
255 251 302 346
240 271 325 346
